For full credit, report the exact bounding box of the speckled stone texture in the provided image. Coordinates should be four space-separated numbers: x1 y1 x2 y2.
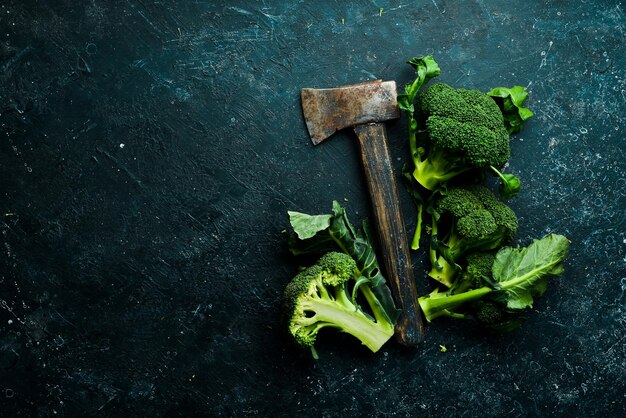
1 0 624 416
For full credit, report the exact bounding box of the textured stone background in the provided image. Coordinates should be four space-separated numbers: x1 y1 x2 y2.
1 0 624 416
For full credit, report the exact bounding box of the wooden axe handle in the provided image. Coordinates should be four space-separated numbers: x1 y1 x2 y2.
353 123 424 347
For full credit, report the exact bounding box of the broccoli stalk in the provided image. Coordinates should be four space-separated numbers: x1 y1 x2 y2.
398 56 440 250
419 286 492 321
413 146 472 191
412 203 424 250
284 252 395 356
402 167 427 250
292 285 393 352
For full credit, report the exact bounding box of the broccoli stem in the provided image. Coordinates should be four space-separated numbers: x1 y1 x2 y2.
302 297 394 352
429 217 439 268
418 287 492 322
449 275 475 295
490 165 521 199
360 284 395 328
413 148 471 191
490 165 507 182
410 202 424 250
408 117 419 160
427 256 458 288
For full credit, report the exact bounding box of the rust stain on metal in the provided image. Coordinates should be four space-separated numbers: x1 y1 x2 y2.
301 80 400 145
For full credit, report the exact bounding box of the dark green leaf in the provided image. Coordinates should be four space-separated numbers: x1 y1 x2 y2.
401 55 441 113
487 85 534 134
499 173 521 199
492 234 570 310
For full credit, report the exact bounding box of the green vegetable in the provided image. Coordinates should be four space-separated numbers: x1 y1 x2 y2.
402 166 427 250
412 82 511 191
428 185 518 287
288 201 400 324
487 85 534 134
288 201 400 356
284 252 395 357
450 251 497 294
418 234 570 324
490 166 521 200
472 300 523 332
281 57 563 356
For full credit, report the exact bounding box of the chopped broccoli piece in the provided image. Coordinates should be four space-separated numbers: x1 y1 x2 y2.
473 301 505 324
428 185 518 287
412 83 511 191
418 234 570 325
465 252 497 284
284 252 395 356
472 301 523 332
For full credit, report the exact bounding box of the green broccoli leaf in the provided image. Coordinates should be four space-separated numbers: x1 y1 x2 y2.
419 234 570 323
487 85 534 134
498 173 521 199
492 234 570 310
490 166 522 199
288 212 331 239
398 55 440 113
407 56 441 85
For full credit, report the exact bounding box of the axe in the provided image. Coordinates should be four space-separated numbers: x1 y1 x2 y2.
301 80 424 346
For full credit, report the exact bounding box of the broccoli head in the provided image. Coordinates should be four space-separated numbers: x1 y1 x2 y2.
412 83 511 190
284 252 395 356
428 185 518 287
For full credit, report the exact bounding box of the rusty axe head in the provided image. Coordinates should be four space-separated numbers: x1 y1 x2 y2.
301 80 400 145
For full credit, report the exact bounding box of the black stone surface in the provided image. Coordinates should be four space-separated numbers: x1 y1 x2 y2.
1 0 625 416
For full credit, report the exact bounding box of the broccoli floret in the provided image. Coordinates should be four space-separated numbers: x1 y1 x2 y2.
449 251 497 294
428 186 518 287
284 252 395 356
412 83 511 191
465 252 496 284
473 301 505 324
472 301 525 332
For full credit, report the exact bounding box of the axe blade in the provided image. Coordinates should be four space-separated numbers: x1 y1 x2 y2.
301 80 400 145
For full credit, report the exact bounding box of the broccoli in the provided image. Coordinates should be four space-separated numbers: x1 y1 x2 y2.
444 251 524 332
411 83 512 191
418 234 570 325
428 185 518 287
450 251 497 294
471 301 523 333
284 252 395 357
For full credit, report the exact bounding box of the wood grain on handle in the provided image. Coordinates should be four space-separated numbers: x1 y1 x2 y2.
353 123 424 347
